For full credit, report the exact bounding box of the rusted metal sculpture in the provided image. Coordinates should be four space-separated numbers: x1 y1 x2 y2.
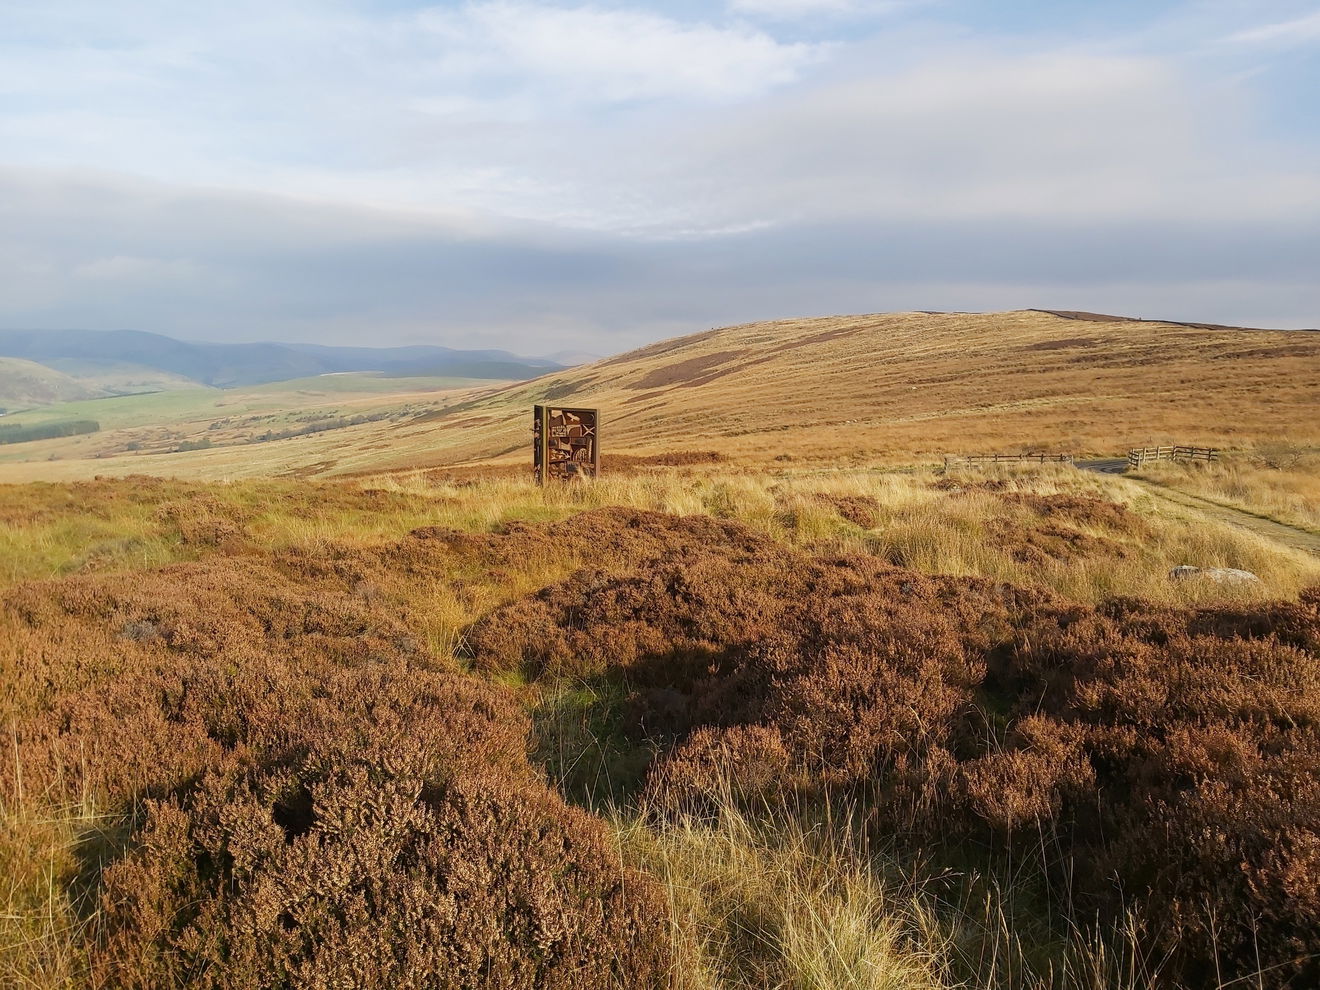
533 405 599 484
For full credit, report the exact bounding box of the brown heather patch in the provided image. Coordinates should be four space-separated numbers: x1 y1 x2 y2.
629 350 746 390
985 519 1132 565
930 477 1009 493
797 493 882 528
470 519 1320 989
997 492 1149 534
929 488 1147 566
1 544 672 988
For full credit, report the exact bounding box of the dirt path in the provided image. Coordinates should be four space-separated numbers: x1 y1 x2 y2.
1076 459 1320 556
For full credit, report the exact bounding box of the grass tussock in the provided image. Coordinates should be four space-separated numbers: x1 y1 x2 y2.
617 799 946 990
612 785 1170 990
0 795 99 989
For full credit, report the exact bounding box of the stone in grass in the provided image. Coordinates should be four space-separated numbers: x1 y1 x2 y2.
1169 565 1262 585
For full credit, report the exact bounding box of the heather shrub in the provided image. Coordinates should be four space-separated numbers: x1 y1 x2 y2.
470 523 1320 988
8 485 1320 990
2 550 673 989
998 492 1148 535
820 493 882 528
153 493 257 549
95 732 668 989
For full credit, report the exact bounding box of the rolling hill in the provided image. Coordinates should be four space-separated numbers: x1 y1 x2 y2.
39 358 208 396
0 357 104 411
355 308 1320 473
0 310 1316 481
0 329 564 388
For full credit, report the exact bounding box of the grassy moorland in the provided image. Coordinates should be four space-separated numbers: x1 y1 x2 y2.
3 460 1319 989
0 310 1316 483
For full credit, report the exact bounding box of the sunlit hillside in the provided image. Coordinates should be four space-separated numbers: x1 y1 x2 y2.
0 309 1316 482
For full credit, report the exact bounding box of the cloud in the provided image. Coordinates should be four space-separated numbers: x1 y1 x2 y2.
506 46 1320 235
0 1 828 210
418 3 825 103
1224 9 1320 46
728 0 914 20
3 167 1317 359
3 2 1320 348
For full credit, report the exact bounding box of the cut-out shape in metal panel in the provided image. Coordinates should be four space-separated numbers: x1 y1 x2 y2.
533 405 599 484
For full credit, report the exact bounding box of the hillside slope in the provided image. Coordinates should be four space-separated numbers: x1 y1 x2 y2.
0 357 103 411
361 309 1320 472
40 358 208 395
1 310 1316 481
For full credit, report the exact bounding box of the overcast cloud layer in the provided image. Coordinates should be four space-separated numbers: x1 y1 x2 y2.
2 0 1318 352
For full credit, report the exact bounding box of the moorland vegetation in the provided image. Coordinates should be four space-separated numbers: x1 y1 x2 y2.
3 456 1319 989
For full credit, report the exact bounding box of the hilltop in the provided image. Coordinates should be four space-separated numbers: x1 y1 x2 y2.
0 309 1316 481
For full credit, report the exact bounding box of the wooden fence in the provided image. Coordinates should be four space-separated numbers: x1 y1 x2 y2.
943 452 1074 469
1126 445 1219 469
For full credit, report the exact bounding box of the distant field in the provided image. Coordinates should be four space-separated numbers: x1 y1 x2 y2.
3 387 224 431
0 310 1316 483
3 372 486 429
0 373 505 474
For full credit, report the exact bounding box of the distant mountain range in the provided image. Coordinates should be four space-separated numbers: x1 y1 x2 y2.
0 329 565 409
0 329 565 388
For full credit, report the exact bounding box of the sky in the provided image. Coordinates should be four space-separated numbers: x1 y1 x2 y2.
2 0 1318 354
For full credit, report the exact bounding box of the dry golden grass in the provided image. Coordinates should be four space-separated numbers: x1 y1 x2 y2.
1136 445 1320 534
0 310 1315 483
609 786 1163 990
2 464 1316 607
0 794 100 988
616 799 950 990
